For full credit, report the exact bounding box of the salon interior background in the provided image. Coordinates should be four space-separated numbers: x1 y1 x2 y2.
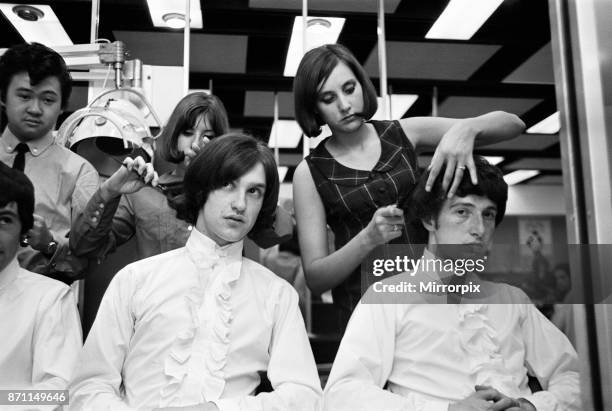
3 1 612 409
0 0 562 199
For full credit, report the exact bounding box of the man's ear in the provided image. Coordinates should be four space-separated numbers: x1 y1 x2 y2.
421 216 437 233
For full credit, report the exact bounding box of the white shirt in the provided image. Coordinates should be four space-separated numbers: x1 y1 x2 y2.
324 264 581 411
0 257 82 410
70 229 321 411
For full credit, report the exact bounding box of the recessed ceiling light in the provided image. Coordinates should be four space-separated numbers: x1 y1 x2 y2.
504 170 540 185
426 0 504 40
0 4 72 46
162 12 186 29
146 0 202 29
527 111 560 134
283 16 345 77
12 5 44 21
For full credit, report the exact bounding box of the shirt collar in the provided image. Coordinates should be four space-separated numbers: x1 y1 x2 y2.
185 228 244 269
1 127 55 157
0 256 20 292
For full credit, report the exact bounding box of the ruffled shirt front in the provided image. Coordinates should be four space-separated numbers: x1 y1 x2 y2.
323 251 581 411
70 229 321 411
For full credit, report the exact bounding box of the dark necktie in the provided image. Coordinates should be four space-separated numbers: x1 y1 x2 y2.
12 143 29 171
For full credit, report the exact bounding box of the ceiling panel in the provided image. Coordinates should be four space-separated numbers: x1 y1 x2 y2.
526 175 564 185
479 134 559 151
438 96 543 118
505 158 562 170
244 91 295 118
364 41 501 80
504 43 554 84
249 0 402 13
113 31 248 73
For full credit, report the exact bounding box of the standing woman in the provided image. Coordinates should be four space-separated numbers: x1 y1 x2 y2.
70 92 229 261
292 44 525 327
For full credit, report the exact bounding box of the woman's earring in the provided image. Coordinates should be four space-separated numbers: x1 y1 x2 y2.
20 234 29 247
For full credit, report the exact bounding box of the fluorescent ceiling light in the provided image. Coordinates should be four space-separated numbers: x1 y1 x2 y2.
284 16 345 77
527 111 560 134
483 156 504 165
268 120 303 148
426 0 504 40
146 0 202 29
0 4 72 46
277 166 289 182
372 94 419 120
504 170 540 185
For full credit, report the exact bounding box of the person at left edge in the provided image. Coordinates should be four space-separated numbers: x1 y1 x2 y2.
0 162 82 408
0 42 99 283
69 133 321 411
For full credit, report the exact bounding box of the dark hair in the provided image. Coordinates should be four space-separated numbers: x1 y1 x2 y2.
0 162 35 234
293 44 378 137
0 42 72 110
158 92 229 163
410 156 508 226
170 133 279 240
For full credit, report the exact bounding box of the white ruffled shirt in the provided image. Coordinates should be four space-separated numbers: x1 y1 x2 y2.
324 252 581 411
0 257 82 410
70 229 321 411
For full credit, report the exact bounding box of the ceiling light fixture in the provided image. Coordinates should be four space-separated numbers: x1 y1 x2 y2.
503 170 540 185
426 0 504 40
146 0 203 29
12 5 44 21
283 16 345 77
162 12 186 29
526 111 560 134
0 3 72 46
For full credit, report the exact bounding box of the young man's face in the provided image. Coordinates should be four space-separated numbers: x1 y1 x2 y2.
3 72 63 142
424 194 498 258
0 202 22 273
196 162 266 246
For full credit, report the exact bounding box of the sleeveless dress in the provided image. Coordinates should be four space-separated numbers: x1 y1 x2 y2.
305 120 427 327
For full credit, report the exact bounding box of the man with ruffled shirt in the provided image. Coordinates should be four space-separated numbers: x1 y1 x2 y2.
69 134 321 411
323 156 580 411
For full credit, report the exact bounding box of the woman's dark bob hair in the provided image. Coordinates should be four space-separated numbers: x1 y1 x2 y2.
170 133 279 240
293 44 378 137
158 92 229 163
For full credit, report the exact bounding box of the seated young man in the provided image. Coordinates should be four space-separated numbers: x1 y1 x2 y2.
323 156 580 411
0 162 82 394
70 133 321 410
0 42 98 282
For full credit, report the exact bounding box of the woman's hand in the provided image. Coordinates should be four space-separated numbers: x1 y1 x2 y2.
362 205 404 248
425 120 479 198
100 156 159 201
183 137 211 167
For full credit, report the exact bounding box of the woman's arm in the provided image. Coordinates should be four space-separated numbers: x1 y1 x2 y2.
400 111 525 196
293 161 403 295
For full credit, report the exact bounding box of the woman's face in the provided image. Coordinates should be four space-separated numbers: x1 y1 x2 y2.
176 113 215 166
315 61 365 134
